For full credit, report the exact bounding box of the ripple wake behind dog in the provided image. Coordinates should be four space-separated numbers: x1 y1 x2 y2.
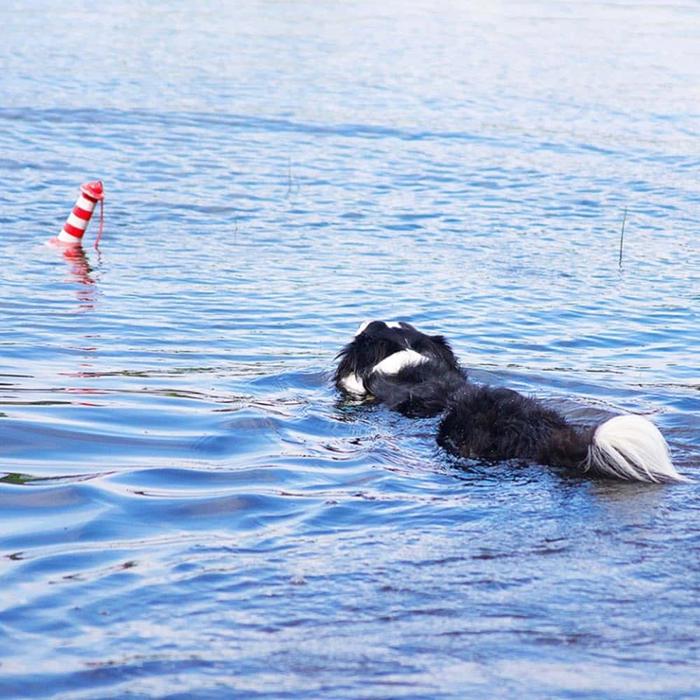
335 321 688 484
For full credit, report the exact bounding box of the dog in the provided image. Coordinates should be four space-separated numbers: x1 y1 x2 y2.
335 320 465 417
335 320 688 483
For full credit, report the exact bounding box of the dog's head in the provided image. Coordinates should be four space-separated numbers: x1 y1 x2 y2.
334 320 459 396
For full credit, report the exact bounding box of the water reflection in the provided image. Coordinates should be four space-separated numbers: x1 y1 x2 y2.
63 246 97 310
47 240 98 311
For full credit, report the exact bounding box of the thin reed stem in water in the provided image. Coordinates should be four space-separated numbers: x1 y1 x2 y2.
619 207 628 268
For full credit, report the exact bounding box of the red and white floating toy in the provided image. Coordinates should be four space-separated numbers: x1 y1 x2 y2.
56 180 105 247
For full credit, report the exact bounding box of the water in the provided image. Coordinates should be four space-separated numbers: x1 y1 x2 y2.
1 0 699 697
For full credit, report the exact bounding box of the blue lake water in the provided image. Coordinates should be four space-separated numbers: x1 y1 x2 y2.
1 1 699 697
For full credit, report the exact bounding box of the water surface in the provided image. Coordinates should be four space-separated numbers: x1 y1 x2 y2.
1 1 699 697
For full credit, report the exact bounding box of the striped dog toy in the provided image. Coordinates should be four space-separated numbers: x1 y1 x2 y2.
57 180 105 247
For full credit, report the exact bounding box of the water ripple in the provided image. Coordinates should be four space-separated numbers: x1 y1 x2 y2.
1 0 699 697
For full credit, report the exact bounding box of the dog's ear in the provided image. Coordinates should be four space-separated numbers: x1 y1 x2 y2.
405 333 459 370
334 334 404 384
431 335 460 368
430 335 454 355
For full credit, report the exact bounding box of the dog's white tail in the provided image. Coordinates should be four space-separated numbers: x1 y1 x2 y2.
586 415 690 483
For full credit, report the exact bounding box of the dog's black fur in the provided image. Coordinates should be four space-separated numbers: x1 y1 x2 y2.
335 321 461 382
334 321 465 417
437 384 591 467
364 362 467 418
334 320 684 482
336 322 588 467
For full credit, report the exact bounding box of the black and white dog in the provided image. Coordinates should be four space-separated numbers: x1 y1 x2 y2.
335 320 688 483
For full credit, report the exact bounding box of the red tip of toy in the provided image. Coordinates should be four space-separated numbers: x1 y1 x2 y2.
80 180 104 201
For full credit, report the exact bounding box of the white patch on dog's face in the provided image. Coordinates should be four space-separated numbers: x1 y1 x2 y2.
372 349 427 376
339 373 367 396
355 320 371 337
355 320 402 337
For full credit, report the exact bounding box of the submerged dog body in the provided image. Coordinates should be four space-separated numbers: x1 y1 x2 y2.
335 321 687 483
